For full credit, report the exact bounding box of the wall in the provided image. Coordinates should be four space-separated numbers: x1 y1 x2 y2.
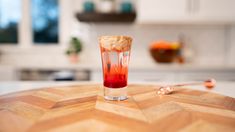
0 0 234 68
79 24 229 67
70 0 234 67
228 26 235 65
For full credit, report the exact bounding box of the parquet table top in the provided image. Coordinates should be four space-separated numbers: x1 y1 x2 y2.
0 84 234 132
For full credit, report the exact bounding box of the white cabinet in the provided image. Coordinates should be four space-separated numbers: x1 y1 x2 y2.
128 71 235 82
137 0 235 24
194 0 235 23
138 0 190 23
90 69 235 82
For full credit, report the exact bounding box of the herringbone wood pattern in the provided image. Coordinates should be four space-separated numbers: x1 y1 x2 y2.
0 84 235 132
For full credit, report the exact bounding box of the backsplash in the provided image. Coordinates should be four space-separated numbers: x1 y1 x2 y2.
0 0 234 68
228 26 235 65
1 23 235 68
80 24 229 66
70 0 235 66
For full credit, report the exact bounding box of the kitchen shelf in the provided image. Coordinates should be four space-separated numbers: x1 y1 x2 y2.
76 12 136 23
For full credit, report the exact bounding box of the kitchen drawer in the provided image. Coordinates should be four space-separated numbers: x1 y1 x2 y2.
91 70 175 82
129 71 175 82
17 69 90 81
179 72 235 81
90 69 235 82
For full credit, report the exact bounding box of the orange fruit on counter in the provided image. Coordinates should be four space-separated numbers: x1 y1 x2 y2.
150 40 180 50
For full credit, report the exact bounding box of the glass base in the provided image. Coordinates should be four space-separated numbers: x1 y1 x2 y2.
104 86 128 101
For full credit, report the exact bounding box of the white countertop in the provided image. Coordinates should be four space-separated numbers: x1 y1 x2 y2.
0 81 234 98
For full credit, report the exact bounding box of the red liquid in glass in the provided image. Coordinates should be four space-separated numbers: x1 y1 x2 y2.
103 66 128 88
101 48 130 88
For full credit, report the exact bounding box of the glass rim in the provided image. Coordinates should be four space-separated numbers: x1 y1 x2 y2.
99 35 132 45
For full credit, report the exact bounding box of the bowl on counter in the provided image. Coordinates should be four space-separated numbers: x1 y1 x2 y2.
150 41 180 63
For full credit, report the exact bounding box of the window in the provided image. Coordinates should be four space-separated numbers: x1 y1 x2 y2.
32 0 59 44
0 0 21 44
0 0 60 45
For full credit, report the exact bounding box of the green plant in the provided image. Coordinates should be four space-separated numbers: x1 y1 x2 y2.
66 37 82 55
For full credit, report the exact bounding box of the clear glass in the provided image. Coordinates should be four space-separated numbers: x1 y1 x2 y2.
32 0 59 44
99 36 132 101
0 0 21 44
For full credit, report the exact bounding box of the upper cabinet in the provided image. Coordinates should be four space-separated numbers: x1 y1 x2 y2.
138 0 189 23
194 0 235 23
137 0 235 24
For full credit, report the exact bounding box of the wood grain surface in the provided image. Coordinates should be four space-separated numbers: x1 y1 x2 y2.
0 84 235 132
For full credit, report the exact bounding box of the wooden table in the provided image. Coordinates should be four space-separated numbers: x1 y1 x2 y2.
0 84 234 132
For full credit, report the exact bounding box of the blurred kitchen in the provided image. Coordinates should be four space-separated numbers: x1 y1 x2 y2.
0 0 235 85
1 1 235 131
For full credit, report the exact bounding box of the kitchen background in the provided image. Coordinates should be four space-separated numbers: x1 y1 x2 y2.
0 0 235 82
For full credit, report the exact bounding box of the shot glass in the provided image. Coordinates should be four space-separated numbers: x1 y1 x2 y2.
99 36 132 101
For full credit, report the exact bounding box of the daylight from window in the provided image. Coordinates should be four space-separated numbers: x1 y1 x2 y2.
0 0 21 44
32 0 59 44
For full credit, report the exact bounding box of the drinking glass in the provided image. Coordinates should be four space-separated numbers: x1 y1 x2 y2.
99 36 132 101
